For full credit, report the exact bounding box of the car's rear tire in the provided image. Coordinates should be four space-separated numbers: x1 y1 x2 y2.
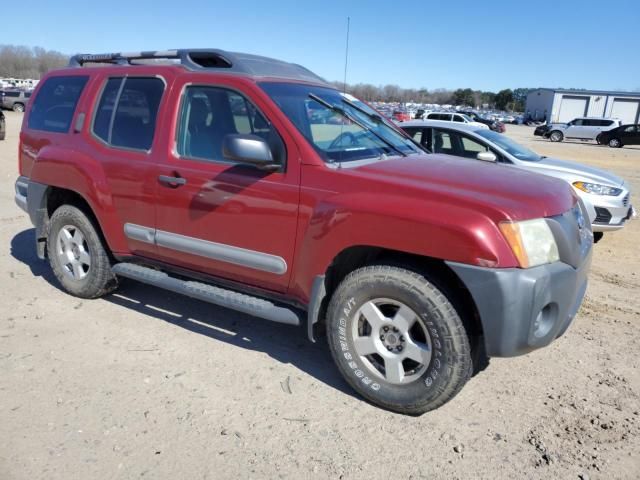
608 138 622 148
47 205 117 299
326 265 472 415
12 103 24 113
549 131 563 142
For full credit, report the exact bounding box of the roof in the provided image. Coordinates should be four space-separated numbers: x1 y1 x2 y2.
530 88 640 98
399 120 483 132
67 49 329 85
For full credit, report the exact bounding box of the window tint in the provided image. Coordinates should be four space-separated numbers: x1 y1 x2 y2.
571 119 584 126
4 91 20 98
27 76 89 133
92 77 164 151
600 120 613 126
453 115 464 123
407 128 422 144
582 119 595 126
177 86 284 165
25 92 32 98
624 125 636 133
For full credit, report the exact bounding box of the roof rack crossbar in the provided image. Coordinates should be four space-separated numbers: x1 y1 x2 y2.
66 49 328 85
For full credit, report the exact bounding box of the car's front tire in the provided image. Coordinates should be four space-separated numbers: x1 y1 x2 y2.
608 138 622 148
12 103 24 113
549 131 564 142
326 265 472 415
47 205 117 298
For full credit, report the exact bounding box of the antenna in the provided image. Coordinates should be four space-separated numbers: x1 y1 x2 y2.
342 17 350 93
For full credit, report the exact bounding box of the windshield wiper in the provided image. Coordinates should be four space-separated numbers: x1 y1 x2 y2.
308 93 406 157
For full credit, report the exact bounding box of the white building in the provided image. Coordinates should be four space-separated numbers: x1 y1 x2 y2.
525 88 640 124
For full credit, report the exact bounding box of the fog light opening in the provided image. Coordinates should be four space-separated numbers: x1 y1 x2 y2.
533 304 557 338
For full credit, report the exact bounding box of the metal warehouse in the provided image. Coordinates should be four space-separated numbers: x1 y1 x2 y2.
525 88 640 124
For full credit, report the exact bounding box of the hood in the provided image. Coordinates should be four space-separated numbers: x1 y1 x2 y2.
351 154 576 221
530 156 624 187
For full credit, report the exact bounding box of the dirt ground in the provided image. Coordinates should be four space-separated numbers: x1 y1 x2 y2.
1 111 638 479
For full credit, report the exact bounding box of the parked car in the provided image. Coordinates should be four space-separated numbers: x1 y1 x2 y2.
596 124 640 148
0 110 5 140
459 111 505 133
392 110 410 122
401 120 634 241
0 89 31 112
534 124 550 137
543 117 621 143
424 112 489 129
15 49 592 415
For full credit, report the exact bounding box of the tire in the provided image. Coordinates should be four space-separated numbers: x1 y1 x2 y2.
12 103 24 113
326 265 472 415
549 131 563 142
593 232 604 243
596 134 603 145
47 205 117 298
608 138 622 148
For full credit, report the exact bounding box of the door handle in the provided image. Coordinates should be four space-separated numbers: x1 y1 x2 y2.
158 174 187 187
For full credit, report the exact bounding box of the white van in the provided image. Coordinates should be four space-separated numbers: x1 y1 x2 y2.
424 112 489 129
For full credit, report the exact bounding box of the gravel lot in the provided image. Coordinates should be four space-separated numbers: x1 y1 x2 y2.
1 111 638 479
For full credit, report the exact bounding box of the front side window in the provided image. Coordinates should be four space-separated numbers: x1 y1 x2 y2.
624 125 636 133
176 86 284 165
27 76 89 133
260 82 421 163
453 115 464 123
571 119 584 126
92 77 164 151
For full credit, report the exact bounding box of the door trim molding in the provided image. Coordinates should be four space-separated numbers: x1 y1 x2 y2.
124 223 287 275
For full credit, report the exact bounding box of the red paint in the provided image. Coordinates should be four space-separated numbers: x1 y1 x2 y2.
19 65 577 304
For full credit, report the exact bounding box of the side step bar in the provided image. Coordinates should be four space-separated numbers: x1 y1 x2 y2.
112 263 301 326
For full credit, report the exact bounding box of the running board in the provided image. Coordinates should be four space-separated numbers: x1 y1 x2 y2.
112 263 301 326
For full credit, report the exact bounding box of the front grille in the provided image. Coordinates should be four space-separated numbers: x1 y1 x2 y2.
594 207 612 224
623 194 629 207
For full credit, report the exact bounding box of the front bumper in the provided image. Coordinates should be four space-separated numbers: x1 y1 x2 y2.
447 249 592 357
580 190 634 232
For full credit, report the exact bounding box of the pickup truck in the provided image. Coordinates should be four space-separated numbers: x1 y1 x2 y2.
14 49 593 414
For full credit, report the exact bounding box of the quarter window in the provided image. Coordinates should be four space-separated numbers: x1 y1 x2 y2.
27 76 89 133
92 77 164 151
176 86 284 165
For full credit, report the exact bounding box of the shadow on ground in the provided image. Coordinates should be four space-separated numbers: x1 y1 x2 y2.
10 228 355 398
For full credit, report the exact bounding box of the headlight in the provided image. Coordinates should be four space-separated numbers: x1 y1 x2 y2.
573 181 622 196
499 219 560 268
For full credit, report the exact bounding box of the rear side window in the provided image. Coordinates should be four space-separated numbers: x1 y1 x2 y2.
92 77 164 151
27 76 88 133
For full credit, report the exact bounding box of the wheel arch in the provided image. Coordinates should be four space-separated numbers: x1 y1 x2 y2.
309 245 484 344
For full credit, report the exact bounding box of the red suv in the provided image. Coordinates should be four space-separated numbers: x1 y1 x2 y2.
14 49 592 414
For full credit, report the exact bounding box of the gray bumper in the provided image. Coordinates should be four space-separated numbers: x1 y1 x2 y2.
447 250 592 357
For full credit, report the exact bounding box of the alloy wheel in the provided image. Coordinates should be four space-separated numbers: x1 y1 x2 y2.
55 225 91 280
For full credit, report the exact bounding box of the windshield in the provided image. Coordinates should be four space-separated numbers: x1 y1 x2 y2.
475 129 542 162
259 82 422 163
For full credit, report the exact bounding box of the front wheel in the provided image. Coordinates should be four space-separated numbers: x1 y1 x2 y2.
327 265 472 415
12 103 24 113
47 205 117 298
608 138 622 148
549 131 564 142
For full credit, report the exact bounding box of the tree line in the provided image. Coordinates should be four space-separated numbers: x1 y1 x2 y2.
330 81 530 111
0 44 529 110
0 45 68 80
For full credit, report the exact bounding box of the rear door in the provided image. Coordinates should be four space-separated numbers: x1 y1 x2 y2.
151 78 301 293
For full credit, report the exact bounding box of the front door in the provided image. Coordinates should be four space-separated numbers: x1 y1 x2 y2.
152 82 300 293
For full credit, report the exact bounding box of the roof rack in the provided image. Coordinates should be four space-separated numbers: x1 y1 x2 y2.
67 49 327 84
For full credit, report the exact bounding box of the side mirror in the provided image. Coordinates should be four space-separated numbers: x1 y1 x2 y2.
477 151 497 162
222 134 278 171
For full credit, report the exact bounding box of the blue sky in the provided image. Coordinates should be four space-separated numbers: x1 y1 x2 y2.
4 0 639 92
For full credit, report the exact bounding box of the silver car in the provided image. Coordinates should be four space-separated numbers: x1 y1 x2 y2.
545 117 621 143
401 120 635 240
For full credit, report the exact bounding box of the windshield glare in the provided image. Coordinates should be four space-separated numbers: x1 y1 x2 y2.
259 82 422 163
475 129 541 162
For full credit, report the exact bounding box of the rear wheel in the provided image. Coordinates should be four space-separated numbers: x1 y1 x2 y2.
608 138 622 148
549 131 563 142
12 103 24 113
327 265 472 415
47 205 117 298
